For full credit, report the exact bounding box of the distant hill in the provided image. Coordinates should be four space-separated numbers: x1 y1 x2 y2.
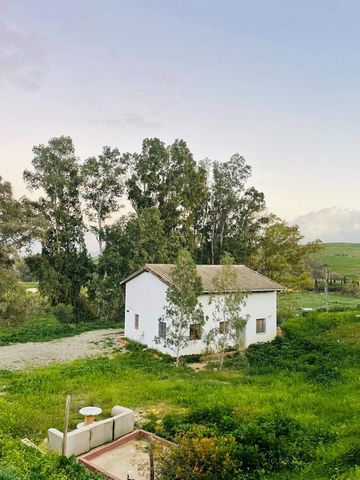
317 243 360 279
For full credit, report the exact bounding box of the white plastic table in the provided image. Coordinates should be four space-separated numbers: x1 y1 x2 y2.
79 406 102 426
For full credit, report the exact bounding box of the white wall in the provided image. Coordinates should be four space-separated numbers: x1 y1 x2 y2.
124 272 278 356
124 272 168 351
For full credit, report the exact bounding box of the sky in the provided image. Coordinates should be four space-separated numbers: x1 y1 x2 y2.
1 0 360 227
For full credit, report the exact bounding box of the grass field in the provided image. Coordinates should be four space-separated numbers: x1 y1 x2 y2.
1 311 360 478
278 290 360 317
317 242 360 278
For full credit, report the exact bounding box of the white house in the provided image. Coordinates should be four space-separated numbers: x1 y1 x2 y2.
122 264 285 356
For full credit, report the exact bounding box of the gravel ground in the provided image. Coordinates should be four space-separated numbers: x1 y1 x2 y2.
0 329 123 371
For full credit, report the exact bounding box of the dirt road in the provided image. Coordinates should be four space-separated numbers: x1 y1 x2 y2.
0 329 123 371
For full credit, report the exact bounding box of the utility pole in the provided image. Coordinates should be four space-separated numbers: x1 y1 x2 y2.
324 264 329 312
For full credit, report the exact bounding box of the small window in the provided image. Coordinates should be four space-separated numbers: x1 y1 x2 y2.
159 321 166 339
219 321 229 334
256 318 266 334
134 314 139 330
189 323 202 340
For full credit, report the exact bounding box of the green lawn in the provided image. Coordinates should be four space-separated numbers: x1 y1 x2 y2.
1 311 360 478
317 242 360 278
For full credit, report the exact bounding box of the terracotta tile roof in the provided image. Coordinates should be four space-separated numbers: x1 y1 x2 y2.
121 264 286 293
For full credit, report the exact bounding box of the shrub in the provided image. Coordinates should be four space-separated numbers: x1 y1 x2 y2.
72 297 97 323
246 322 347 384
0 467 21 480
179 354 202 363
153 411 333 479
155 435 243 480
52 303 73 324
0 434 105 479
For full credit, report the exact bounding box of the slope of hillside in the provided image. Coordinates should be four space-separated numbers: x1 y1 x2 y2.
317 242 360 278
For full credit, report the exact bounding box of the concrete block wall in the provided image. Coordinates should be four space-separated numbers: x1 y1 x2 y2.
47 406 134 457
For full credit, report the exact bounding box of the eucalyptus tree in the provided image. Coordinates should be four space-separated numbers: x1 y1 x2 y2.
23 136 92 312
0 176 43 253
81 146 126 255
200 154 267 265
126 138 208 253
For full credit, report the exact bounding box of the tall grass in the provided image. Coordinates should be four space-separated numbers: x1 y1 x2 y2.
1 311 360 478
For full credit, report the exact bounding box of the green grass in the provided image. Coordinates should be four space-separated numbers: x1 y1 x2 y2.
317 242 360 278
0 314 120 347
1 311 360 478
278 290 360 316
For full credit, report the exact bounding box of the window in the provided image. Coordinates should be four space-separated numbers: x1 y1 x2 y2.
219 321 229 334
159 321 167 339
134 314 139 330
256 318 266 334
189 323 202 340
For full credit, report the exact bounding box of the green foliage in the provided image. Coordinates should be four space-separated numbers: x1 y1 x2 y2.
52 303 74 323
81 146 126 254
0 434 104 479
205 253 248 369
250 216 321 288
26 251 93 314
0 271 47 328
245 336 343 384
23 136 93 316
0 177 43 251
100 208 179 279
93 207 179 321
0 314 117 346
153 409 332 479
199 155 266 264
1 312 360 478
156 250 204 365
126 138 208 253
156 435 243 480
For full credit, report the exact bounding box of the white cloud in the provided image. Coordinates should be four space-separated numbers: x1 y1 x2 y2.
294 207 360 243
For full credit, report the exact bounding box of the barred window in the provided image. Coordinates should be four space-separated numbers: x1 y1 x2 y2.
219 321 229 334
256 318 266 333
159 321 167 339
189 324 202 340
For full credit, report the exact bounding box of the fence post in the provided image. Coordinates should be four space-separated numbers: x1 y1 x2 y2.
62 395 71 456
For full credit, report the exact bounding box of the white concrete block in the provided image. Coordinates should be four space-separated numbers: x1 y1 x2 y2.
47 428 63 454
113 409 134 439
89 417 114 449
65 427 91 457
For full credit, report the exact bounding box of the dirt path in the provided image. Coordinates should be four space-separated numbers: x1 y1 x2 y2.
0 329 123 371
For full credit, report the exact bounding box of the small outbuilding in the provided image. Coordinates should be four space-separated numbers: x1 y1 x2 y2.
122 264 286 356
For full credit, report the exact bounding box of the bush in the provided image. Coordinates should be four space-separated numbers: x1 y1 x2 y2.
156 435 243 480
152 411 333 479
0 434 104 479
0 467 21 480
52 303 73 324
72 297 97 323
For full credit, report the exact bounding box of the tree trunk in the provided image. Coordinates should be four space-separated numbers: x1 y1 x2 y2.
175 345 180 367
98 213 103 256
